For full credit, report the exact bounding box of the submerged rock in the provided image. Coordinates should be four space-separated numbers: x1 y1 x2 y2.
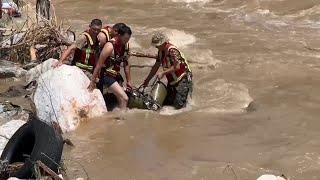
245 101 258 112
33 61 107 132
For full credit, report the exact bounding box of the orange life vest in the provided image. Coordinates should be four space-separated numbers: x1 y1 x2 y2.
100 26 112 42
159 42 191 85
73 30 99 71
104 37 130 77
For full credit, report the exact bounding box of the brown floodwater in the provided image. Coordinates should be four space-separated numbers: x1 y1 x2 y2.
3 0 320 179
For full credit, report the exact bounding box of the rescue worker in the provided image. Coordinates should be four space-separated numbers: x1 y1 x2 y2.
96 23 127 93
53 19 102 79
142 32 193 109
98 23 126 47
88 25 132 110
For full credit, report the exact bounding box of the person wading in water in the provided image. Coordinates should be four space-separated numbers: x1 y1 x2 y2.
142 32 193 109
96 23 128 94
88 25 132 110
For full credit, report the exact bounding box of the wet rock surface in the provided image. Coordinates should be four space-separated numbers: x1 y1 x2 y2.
0 101 31 124
25 58 57 84
0 80 36 98
0 60 27 79
0 85 31 98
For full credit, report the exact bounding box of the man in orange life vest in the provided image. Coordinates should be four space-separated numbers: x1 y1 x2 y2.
96 23 127 93
53 19 102 78
142 32 193 109
98 23 126 48
88 25 132 110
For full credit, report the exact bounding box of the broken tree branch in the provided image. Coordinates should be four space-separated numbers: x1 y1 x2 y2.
129 51 157 59
36 161 62 180
130 64 153 68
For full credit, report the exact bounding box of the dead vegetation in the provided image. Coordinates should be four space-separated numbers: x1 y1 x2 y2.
0 0 75 66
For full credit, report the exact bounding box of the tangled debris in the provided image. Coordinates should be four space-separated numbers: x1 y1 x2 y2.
0 160 24 179
0 159 65 180
1 21 75 65
0 0 75 66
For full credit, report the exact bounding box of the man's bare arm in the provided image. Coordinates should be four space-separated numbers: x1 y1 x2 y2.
91 42 114 83
58 35 86 64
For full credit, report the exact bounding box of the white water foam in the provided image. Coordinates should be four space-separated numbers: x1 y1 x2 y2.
159 102 193 116
156 79 252 115
195 79 253 113
129 26 198 67
231 5 320 30
129 37 142 49
135 26 196 48
162 28 196 48
185 49 222 68
128 25 197 70
285 4 320 19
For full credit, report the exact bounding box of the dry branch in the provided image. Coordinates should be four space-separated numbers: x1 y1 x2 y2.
0 1 74 64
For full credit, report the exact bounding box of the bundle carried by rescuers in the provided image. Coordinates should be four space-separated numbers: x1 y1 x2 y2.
53 18 193 111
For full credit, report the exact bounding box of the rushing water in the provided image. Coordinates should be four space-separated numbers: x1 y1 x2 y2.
4 0 320 179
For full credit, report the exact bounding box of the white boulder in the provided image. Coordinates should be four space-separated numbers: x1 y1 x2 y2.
33 63 107 132
257 174 287 180
25 58 58 84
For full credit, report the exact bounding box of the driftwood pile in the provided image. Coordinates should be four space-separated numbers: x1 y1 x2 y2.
0 0 74 67
0 21 74 65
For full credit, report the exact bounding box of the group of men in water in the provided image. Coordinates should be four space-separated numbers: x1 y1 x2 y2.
53 19 193 110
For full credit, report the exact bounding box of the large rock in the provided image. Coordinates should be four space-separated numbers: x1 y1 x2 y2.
257 175 287 180
25 58 58 84
0 60 27 78
33 63 107 132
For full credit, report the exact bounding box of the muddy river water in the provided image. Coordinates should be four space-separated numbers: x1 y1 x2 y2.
4 0 320 179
